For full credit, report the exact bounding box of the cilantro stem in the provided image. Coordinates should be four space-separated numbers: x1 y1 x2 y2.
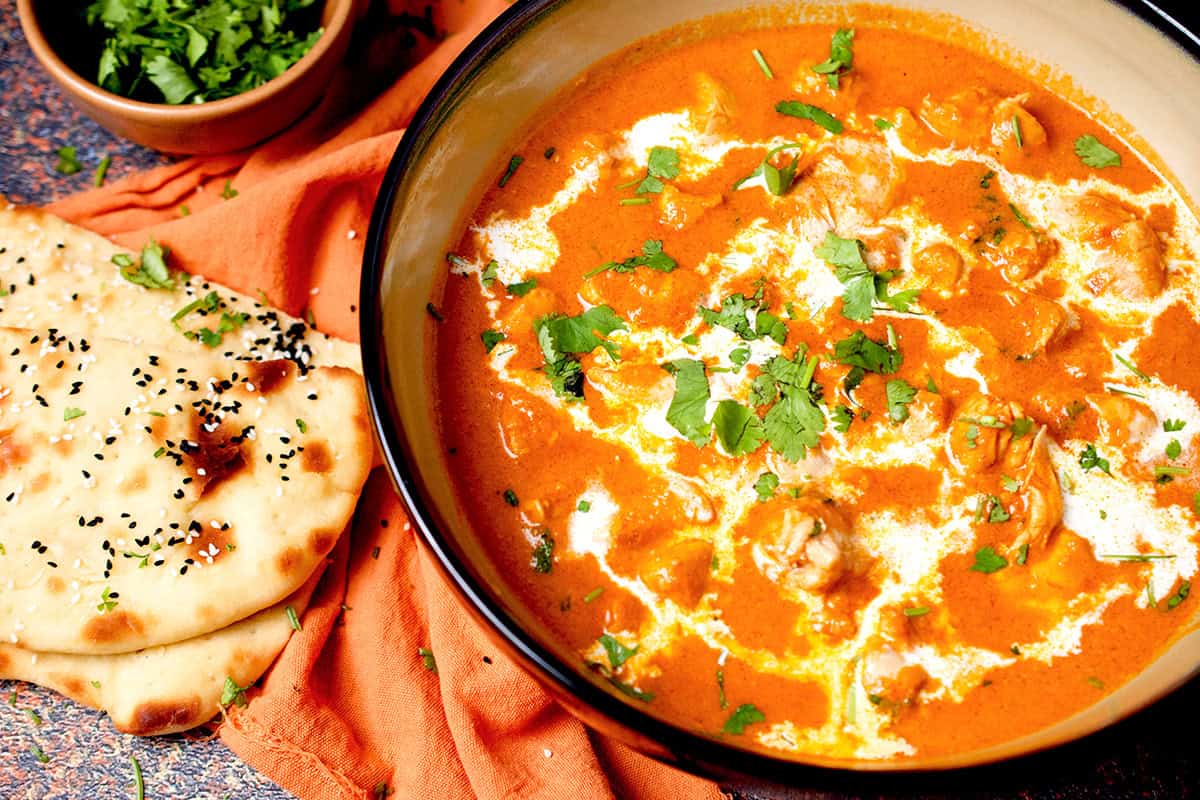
93 154 112 187
1114 353 1150 382
752 48 774 79
131 755 144 800
619 198 651 206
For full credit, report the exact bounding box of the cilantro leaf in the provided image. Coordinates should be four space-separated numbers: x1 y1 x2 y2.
712 400 766 456
753 311 788 345
1079 444 1112 475
1167 580 1191 610
220 676 251 707
64 407 87 421
833 330 902 375
754 472 780 502
817 232 919 321
116 238 178 291
479 260 499 288
1163 419 1185 432
775 101 844 134
970 546 1008 574
598 634 638 669
885 379 917 423
830 404 854 432
498 155 524 188
811 28 854 89
663 359 712 446
531 532 555 573
722 703 766 735
699 292 759 340
506 279 537 297
983 495 1011 523
1074 135 1122 169
54 146 83 175
534 306 627 400
631 146 680 195
481 330 506 353
145 54 198 104
588 240 678 278
762 354 825 462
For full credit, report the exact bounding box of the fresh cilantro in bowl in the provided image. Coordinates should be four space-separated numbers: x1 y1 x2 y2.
83 0 325 104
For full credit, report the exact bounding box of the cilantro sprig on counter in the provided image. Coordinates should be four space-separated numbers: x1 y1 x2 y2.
84 0 325 105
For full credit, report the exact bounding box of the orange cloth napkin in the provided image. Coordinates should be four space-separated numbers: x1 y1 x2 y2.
50 3 727 798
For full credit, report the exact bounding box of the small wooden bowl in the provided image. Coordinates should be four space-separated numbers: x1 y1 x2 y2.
16 0 357 155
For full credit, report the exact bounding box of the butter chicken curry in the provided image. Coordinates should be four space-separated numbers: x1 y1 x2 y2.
429 11 1200 759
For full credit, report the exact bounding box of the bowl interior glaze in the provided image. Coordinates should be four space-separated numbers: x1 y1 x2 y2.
363 0 1200 779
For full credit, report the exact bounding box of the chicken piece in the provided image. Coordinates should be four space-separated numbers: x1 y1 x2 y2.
980 221 1058 283
695 74 736 136
999 290 1073 358
666 476 717 525
1049 194 1166 300
752 498 853 594
658 184 723 230
862 646 929 707
860 228 904 275
639 538 714 608
990 93 1049 155
947 393 1020 473
919 88 1049 156
800 137 903 230
1086 393 1157 449
1003 427 1064 551
913 243 964 293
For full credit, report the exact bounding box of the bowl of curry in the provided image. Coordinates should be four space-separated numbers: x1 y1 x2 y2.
361 0 1200 782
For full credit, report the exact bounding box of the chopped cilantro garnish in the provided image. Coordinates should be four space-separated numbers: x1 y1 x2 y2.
903 606 930 617
751 48 774 79
609 677 654 702
713 401 766 456
717 668 728 709
587 240 677 278
663 359 712 446
503 489 519 507
583 586 603 602
479 260 499 288
1001 474 1021 493
734 142 804 196
833 329 903 375
117 238 177 290
754 472 780 502
761 352 825 462
534 305 626 400
1164 419 1186 432
681 333 700 346
285 604 301 632
885 379 917 423
722 703 766 735
1074 135 1122 168
93 154 112 187
31 743 49 763
1087 676 1105 690
506 279 537 297
830 404 854 433
1099 553 1176 562
775 101 843 134
1115 353 1150 382
577 500 591 512
980 169 995 189
418 647 438 673
220 676 251 707
220 179 238 200
1167 580 1190 610
54 146 83 175
531 532 555 574
1155 465 1190 481
131 755 144 800
817 232 917 321
874 118 894 130
498 155 524 188
970 546 1008 574
1009 417 1035 440
1167 439 1182 460
64 407 86 421
729 348 751 369
1016 543 1030 566
598 634 638 669
1009 202 1035 229
481 330 506 353
983 495 1011 523
97 586 118 613
1079 444 1112 475
811 28 854 89
1011 114 1023 148
620 146 680 195
698 288 767 341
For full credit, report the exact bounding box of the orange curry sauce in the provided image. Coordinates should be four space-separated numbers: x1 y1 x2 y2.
430 16 1199 760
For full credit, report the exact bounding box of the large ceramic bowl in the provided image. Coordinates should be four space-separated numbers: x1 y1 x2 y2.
362 0 1200 790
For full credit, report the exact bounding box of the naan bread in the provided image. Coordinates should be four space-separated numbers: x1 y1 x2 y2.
0 326 370 654
0 202 360 373
0 560 325 735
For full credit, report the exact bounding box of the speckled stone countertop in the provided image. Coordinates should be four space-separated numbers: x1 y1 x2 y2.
2 1 1200 798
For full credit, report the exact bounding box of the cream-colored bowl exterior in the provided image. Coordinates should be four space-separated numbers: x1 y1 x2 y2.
371 0 1200 770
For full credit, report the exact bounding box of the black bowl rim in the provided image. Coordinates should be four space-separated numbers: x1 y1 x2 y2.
360 0 1200 790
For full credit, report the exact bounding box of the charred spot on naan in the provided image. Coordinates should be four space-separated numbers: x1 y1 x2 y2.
83 609 147 646
180 419 249 497
300 440 333 473
246 358 295 395
0 430 29 476
185 522 237 563
124 697 203 736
